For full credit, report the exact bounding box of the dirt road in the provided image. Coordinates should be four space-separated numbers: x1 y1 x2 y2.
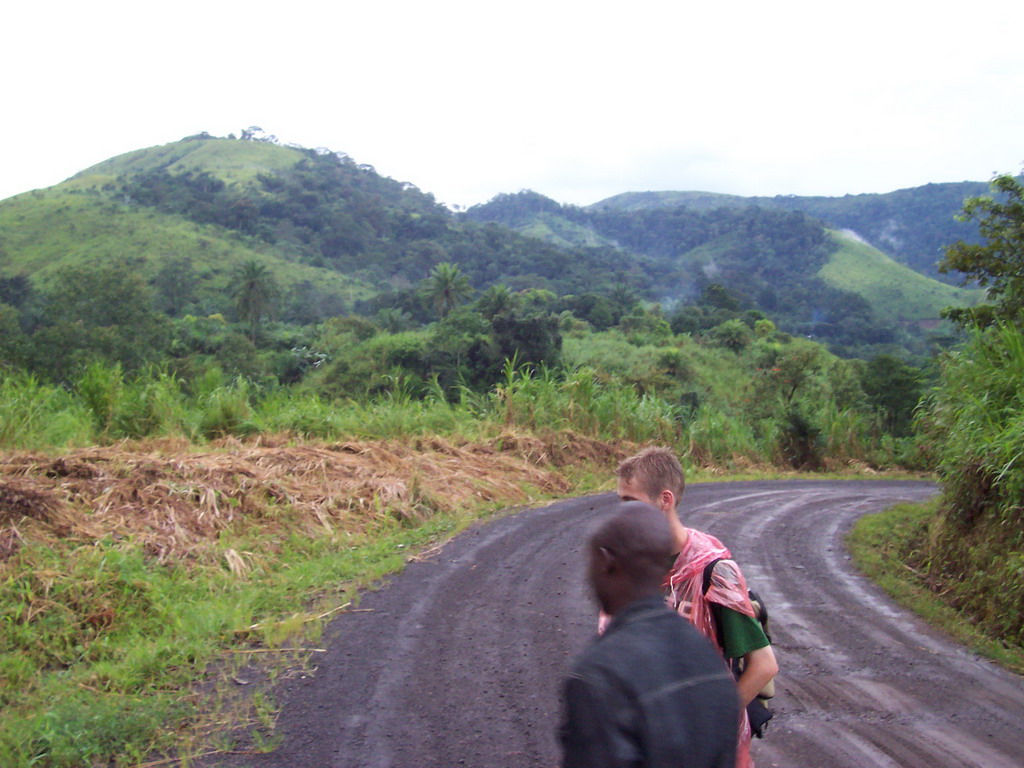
204 480 1024 767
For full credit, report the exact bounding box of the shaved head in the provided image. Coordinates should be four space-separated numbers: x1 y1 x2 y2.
588 502 675 613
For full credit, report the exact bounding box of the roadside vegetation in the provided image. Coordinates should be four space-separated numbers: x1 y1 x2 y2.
848 498 1024 673
0 430 624 766
849 172 1024 672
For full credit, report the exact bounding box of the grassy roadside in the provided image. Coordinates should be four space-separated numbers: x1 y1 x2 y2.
847 497 1024 674
0 432 626 767
3 520 454 767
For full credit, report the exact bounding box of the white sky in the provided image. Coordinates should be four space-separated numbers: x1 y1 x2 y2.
3 0 1023 209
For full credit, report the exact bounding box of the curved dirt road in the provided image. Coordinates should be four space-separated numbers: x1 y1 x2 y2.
204 480 1024 767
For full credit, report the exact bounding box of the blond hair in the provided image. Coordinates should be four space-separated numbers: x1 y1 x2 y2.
615 446 685 505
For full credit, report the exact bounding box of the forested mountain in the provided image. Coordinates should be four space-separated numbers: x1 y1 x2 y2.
0 132 982 366
0 134 636 320
589 182 993 282
0 133 652 385
465 190 982 357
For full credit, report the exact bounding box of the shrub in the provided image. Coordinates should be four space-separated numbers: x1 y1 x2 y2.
199 381 258 438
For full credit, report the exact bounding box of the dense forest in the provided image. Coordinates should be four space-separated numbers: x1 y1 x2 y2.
466 191 915 356
464 189 983 358
109 141 640 308
587 181 994 282
2 133 982 368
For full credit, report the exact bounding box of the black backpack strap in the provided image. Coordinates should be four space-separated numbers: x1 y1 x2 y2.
701 558 728 657
702 557 723 596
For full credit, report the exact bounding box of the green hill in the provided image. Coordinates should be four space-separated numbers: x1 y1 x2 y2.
821 230 983 328
64 133 308 191
465 190 984 355
0 185 365 303
0 136 373 310
663 224 985 331
0 135 639 326
590 190 750 213
589 182 994 282
516 212 616 249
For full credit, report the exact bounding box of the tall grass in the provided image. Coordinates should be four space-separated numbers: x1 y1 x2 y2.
914 322 1024 647
0 371 94 449
117 369 196 438
2 358 904 473
1 363 687 450
490 363 683 443
820 403 873 460
685 406 760 466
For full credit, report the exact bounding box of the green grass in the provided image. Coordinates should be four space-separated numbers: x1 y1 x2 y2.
847 498 1024 673
589 190 748 213
0 492 523 767
0 371 94 449
0 330 897 472
62 137 307 192
516 213 616 249
819 230 983 326
1 361 693 451
0 188 370 304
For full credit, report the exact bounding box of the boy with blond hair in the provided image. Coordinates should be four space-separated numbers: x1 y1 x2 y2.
615 447 778 768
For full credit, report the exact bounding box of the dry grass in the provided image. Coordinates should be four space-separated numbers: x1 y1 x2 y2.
0 430 629 568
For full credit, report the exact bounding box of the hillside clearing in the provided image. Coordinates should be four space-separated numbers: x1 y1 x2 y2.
819 229 983 326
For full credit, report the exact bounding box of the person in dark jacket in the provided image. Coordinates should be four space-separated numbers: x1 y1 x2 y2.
560 501 739 768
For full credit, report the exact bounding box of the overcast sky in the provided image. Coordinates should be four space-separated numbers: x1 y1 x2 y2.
3 0 1022 209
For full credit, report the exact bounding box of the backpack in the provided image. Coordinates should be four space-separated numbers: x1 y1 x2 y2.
702 557 775 738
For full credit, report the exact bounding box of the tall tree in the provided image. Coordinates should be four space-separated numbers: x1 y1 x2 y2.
939 172 1024 326
606 283 639 311
861 354 923 436
231 260 279 342
153 255 199 316
375 307 413 333
423 262 472 319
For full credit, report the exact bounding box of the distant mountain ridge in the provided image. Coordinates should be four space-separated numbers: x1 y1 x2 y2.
464 188 983 355
588 182 991 282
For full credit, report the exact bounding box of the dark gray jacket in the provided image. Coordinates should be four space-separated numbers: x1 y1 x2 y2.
560 595 739 768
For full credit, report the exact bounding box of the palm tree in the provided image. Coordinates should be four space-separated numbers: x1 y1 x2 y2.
424 262 472 319
606 283 639 310
476 283 517 319
231 260 279 341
